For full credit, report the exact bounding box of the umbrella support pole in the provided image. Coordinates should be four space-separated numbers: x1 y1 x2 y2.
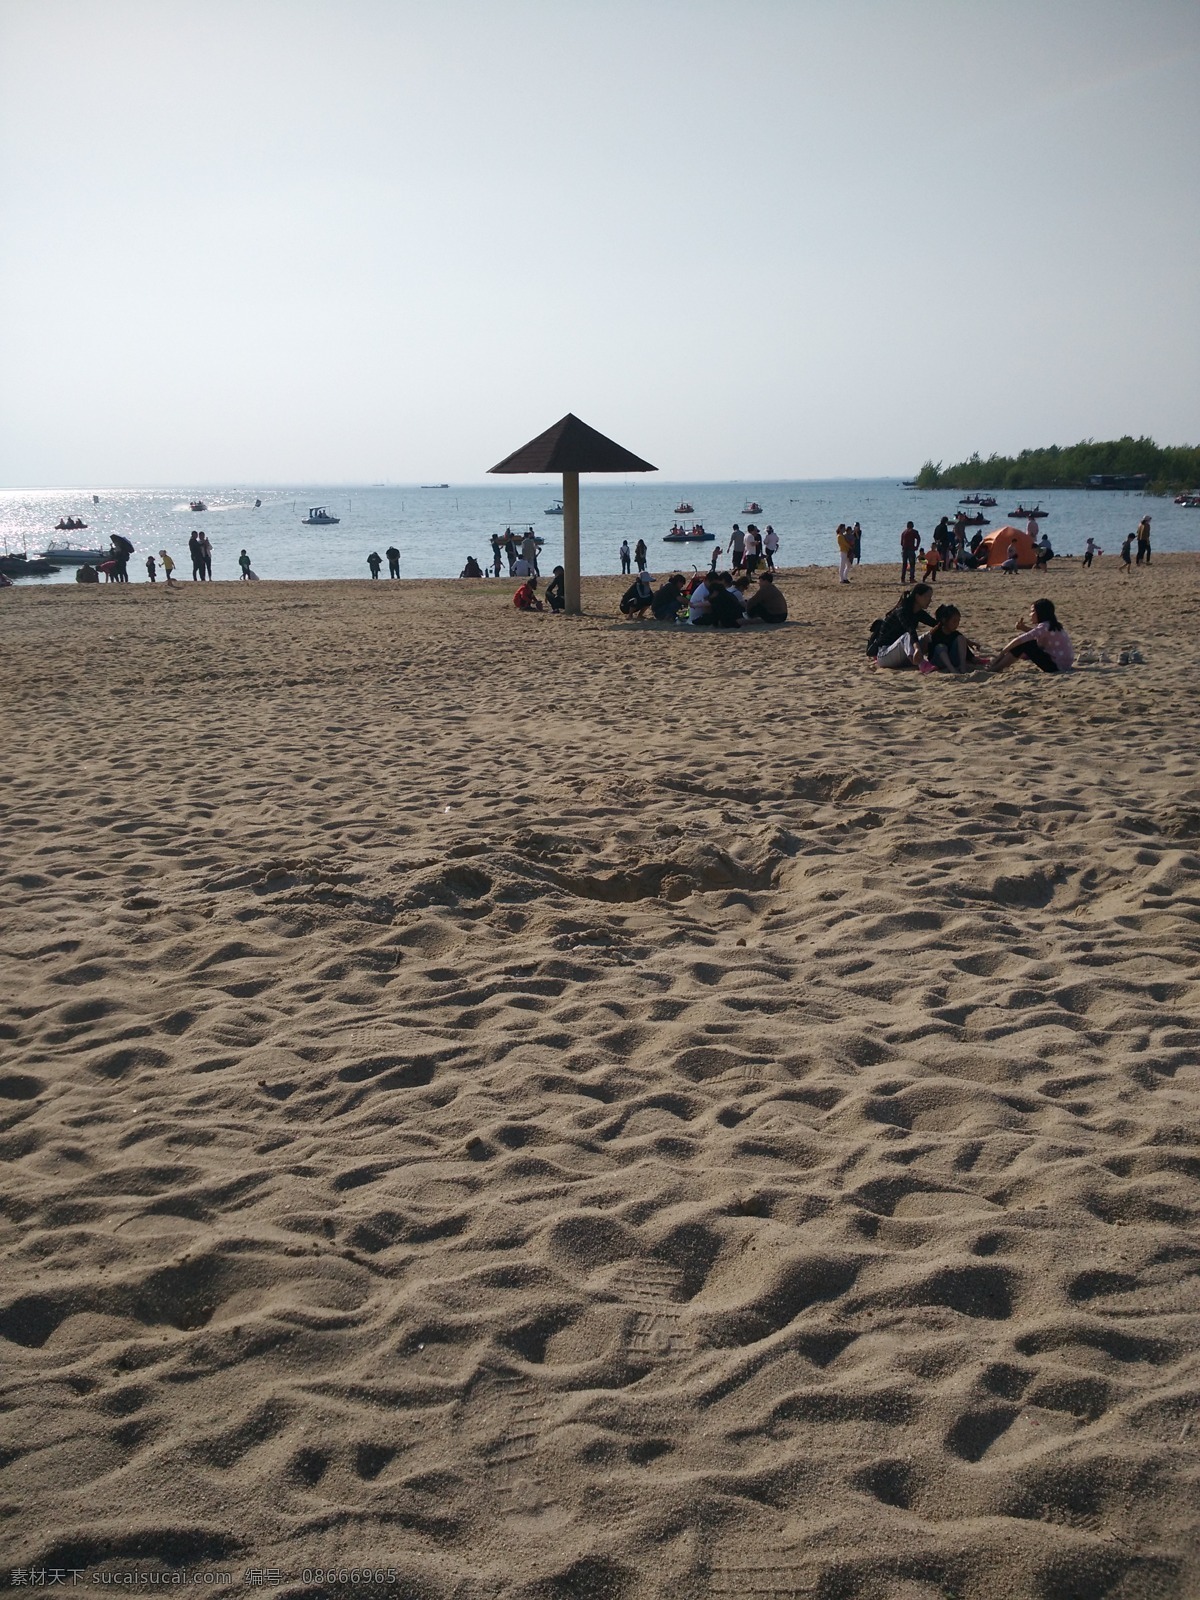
562 470 581 615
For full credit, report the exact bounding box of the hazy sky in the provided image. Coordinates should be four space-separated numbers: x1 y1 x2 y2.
2 0 1197 484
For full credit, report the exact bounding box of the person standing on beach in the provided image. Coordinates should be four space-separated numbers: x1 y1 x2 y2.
490 532 503 578
900 521 920 583
200 532 213 580
729 524 745 570
619 539 631 574
744 526 761 575
239 549 252 580
836 524 853 583
1136 515 1152 565
852 522 863 565
634 538 648 573
188 531 204 582
145 554 157 583
521 528 540 575
503 529 518 574
367 551 382 579
385 544 400 579
1119 532 1134 575
763 526 779 570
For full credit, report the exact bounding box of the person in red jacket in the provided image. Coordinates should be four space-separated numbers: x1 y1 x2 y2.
513 577 544 611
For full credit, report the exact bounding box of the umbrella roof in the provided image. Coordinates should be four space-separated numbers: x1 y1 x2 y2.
489 413 656 475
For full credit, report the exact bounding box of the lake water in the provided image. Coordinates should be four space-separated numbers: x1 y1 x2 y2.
3 478 1196 584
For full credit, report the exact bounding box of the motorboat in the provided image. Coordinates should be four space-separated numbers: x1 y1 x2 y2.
302 507 340 525
742 501 763 515
1173 491 1200 507
54 517 88 531
1010 505 1048 519
674 501 694 514
663 522 713 543
189 500 207 512
0 553 60 577
42 543 108 564
544 501 563 516
958 494 997 507
954 513 990 527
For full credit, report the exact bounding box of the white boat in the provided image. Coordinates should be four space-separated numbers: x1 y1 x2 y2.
544 501 563 515
302 507 340 525
42 543 108 564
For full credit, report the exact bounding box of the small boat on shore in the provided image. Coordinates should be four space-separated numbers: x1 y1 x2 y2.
0 553 60 577
302 507 340 525
674 501 694 514
664 522 713 543
189 500 207 512
742 501 763 515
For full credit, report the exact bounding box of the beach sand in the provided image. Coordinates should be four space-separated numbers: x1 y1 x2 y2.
3 556 1199 1598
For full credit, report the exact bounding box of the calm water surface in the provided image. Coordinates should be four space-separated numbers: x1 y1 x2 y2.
3 479 1196 585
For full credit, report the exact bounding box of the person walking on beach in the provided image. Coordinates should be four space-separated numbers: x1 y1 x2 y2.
634 538 648 574
900 521 920 583
836 524 853 584
1136 515 1152 565
490 532 503 578
619 539 631 575
367 551 382 579
763 525 779 570
1119 532 1134 575
239 548 252 580
385 544 400 579
1082 536 1101 569
159 549 177 586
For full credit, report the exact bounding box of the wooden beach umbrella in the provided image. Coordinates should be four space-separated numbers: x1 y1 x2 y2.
489 413 656 615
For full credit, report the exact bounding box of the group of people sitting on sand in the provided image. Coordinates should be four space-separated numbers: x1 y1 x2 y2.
512 567 789 625
867 584 1074 674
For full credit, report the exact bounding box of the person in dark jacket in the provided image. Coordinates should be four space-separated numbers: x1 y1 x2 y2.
868 584 936 667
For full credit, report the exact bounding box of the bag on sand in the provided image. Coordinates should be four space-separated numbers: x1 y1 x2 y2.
875 633 916 669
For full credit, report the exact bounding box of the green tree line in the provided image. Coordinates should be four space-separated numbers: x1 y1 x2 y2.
913 437 1200 495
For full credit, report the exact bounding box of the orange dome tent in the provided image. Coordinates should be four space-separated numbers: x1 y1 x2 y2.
978 524 1038 568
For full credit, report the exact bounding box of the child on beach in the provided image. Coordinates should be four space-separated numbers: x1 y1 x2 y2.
989 599 1074 674
513 576 543 611
1083 537 1101 569
159 550 176 586
145 555 157 583
921 544 941 582
917 604 983 673
239 549 252 581
1120 533 1134 575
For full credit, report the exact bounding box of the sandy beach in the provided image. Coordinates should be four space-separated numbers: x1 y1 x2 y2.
3 555 1200 1598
